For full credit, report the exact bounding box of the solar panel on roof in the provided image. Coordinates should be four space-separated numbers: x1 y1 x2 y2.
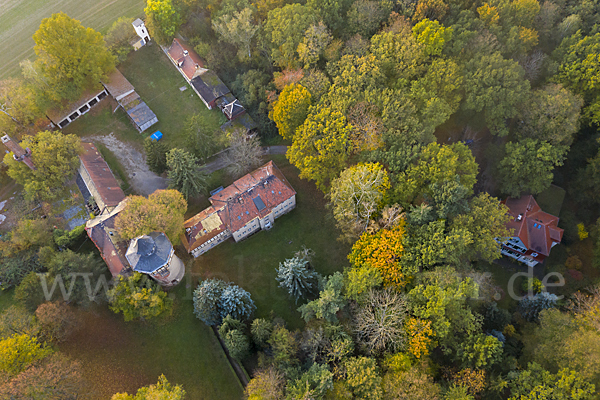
253 195 266 211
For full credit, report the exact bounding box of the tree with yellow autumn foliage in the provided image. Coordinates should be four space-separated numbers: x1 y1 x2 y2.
404 317 435 359
270 83 312 140
287 106 352 191
348 223 411 289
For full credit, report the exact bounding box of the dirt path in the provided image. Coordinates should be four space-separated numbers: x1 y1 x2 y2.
83 133 167 196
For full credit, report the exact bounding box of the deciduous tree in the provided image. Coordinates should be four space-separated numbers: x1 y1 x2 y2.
297 22 332 68
382 365 441 400
107 273 173 322
354 289 408 355
0 334 52 376
347 0 390 38
553 31 600 124
0 306 40 340
32 12 115 103
212 8 260 61
348 224 409 288
35 302 78 343
412 19 453 57
271 83 312 140
451 193 511 263
104 17 136 62
516 84 583 146
343 356 383 400
245 367 285 400
115 189 187 243
329 163 390 242
3 131 83 202
145 0 182 44
497 139 566 197
463 52 530 136
0 353 83 399
508 363 596 400
222 131 265 177
265 4 316 68
394 142 478 207
287 106 352 191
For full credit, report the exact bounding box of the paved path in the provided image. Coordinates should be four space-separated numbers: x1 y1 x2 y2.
200 145 288 174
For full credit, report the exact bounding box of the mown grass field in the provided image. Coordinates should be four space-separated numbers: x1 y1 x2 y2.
0 0 145 79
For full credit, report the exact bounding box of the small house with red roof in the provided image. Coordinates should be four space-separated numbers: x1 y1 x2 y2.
181 161 296 257
499 195 564 267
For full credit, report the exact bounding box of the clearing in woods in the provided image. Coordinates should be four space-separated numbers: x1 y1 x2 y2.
0 0 145 79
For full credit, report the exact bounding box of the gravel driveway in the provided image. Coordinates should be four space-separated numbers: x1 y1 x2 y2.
82 133 167 196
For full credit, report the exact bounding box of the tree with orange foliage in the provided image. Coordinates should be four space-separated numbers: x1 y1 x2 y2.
405 317 435 359
348 223 412 289
451 368 486 396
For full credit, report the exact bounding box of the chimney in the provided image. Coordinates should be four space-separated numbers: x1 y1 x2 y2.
517 214 523 221
183 50 189 56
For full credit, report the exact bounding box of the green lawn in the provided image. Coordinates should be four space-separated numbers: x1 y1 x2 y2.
188 155 352 330
65 43 226 153
58 289 243 400
0 0 145 79
118 43 226 150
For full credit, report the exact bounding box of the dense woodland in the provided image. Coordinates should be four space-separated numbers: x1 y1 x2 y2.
1 0 600 398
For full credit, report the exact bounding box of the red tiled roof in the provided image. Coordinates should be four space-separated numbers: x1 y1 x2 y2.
167 38 206 81
210 161 296 232
102 69 135 101
503 195 564 257
85 202 130 276
181 205 227 251
80 143 125 208
182 161 296 251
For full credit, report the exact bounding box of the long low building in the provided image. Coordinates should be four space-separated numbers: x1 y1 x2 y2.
102 69 158 132
46 86 108 129
182 161 296 257
78 142 125 216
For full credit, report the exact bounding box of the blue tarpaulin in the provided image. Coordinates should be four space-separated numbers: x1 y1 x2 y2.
150 131 163 141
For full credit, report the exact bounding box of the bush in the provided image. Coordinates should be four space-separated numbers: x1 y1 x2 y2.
107 273 173 322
